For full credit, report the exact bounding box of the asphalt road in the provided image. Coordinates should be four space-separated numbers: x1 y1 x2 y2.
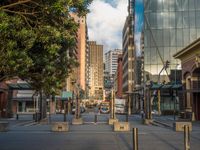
1 111 200 150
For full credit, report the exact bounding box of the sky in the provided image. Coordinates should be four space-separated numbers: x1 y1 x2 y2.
87 0 144 54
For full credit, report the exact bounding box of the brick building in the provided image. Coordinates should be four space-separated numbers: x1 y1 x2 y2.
174 37 200 120
116 54 123 98
0 82 8 117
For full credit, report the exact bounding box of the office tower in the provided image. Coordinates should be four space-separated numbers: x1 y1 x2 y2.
144 0 200 82
66 14 88 94
122 0 135 93
105 49 123 77
88 41 104 99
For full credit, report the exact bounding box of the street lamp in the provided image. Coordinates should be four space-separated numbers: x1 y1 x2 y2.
174 63 179 121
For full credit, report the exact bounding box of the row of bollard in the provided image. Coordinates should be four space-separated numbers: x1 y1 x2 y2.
132 125 190 150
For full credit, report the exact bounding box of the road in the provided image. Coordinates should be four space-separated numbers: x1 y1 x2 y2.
0 108 200 150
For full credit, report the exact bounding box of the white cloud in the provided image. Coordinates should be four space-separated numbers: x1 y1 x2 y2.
87 0 128 52
135 32 142 57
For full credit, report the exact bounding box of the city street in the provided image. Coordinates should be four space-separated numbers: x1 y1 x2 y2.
1 111 200 150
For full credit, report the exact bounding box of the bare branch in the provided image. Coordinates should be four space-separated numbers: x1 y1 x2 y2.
0 0 32 9
2 9 33 28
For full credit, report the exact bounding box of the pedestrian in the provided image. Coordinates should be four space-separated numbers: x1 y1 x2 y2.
141 110 144 119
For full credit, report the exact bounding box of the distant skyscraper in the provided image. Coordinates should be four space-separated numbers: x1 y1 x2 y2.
105 49 123 77
88 41 104 99
144 0 200 82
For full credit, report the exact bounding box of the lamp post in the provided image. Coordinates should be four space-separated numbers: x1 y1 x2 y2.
174 63 179 121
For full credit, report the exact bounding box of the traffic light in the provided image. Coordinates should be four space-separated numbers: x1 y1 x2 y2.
165 60 170 69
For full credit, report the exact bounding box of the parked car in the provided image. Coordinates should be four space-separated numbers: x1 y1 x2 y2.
72 106 85 114
100 102 110 114
72 106 76 114
80 106 86 113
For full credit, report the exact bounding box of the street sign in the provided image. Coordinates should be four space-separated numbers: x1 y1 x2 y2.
61 91 72 100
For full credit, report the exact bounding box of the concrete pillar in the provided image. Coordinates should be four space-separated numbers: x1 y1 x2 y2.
22 102 26 112
128 94 131 115
186 77 192 111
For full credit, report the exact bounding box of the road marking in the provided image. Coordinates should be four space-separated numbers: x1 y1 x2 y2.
11 121 34 127
23 122 39 127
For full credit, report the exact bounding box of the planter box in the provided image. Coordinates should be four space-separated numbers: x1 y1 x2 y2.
52 122 69 132
114 122 130 131
72 118 83 125
0 121 9 132
173 122 192 132
108 118 118 125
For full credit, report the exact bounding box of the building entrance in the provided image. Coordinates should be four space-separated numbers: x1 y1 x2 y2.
193 93 200 120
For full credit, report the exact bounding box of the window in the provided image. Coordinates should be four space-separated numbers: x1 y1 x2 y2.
176 29 183 47
151 48 157 65
163 29 170 47
175 12 183 28
170 29 176 46
182 0 189 10
196 11 200 27
196 0 200 10
169 12 175 28
183 11 189 28
189 11 196 28
189 0 195 10
190 29 197 43
183 29 189 46
175 0 183 11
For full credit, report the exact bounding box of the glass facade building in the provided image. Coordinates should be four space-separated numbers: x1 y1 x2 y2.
144 0 200 81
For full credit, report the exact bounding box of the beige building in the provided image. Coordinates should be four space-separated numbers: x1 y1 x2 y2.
88 41 104 100
66 13 88 93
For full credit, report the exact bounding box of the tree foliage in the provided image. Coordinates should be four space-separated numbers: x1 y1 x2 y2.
0 0 92 95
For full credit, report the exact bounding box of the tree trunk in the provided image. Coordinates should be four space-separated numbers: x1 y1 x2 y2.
39 90 47 120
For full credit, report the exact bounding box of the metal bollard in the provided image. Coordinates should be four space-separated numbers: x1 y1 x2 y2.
64 113 67 122
133 128 138 150
184 125 190 150
126 112 129 122
94 114 97 124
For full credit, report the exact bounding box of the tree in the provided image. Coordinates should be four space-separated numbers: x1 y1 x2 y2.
0 0 92 95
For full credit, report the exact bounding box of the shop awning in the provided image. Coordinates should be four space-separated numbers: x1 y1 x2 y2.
8 83 33 90
12 97 32 101
150 83 182 90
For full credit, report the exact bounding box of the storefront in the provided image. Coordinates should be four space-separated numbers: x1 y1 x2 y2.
174 37 200 120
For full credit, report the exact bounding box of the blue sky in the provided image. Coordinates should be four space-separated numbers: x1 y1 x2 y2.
87 0 143 54
135 0 144 56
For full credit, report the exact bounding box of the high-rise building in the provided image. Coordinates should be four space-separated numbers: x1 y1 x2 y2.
85 26 90 99
123 0 139 114
88 41 104 99
122 0 135 93
144 0 200 82
105 49 123 77
66 13 88 93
